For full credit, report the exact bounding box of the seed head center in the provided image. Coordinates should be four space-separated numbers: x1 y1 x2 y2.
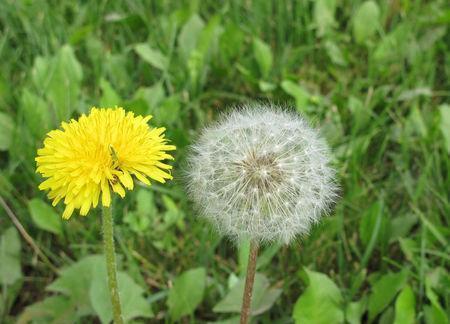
237 151 282 192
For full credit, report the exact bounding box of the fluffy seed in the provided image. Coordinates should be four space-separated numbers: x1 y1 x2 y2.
186 104 338 244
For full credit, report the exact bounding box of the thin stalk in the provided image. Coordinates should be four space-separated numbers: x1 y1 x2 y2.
240 240 259 324
102 206 124 324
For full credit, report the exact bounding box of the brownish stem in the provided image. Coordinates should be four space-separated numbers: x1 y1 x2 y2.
240 240 259 324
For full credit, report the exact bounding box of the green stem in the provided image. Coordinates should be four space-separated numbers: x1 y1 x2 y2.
240 240 259 324
102 206 124 324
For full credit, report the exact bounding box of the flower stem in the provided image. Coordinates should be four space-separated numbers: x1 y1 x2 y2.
240 240 259 324
102 206 124 324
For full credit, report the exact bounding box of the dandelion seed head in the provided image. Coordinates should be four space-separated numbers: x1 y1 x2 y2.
36 107 175 219
186 104 338 244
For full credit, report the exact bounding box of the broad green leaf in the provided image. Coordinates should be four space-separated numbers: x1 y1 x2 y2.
47 255 102 316
368 270 408 321
152 95 180 126
398 238 416 262
314 0 336 36
252 37 273 79
353 1 380 44
134 43 168 70
424 305 448 324
439 104 450 154
394 285 415 324
167 267 206 320
32 45 83 122
17 296 74 324
90 263 153 323
124 189 154 233
162 194 183 229
256 243 282 270
99 78 121 107
373 25 410 63
324 41 347 66
28 198 62 235
20 89 52 138
178 15 205 60
423 270 447 323
0 112 13 151
0 227 22 285
281 80 310 110
379 306 395 324
389 214 418 243
359 200 385 247
258 80 276 92
213 273 281 316
346 298 367 324
134 83 165 110
348 96 371 133
293 268 344 324
47 254 152 322
104 53 131 92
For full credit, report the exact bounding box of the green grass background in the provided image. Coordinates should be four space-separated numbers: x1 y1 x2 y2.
0 0 449 323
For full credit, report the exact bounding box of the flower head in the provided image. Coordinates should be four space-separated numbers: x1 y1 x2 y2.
186 105 337 244
36 107 175 219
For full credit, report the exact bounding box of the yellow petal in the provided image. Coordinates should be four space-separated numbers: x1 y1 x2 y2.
119 171 134 190
62 204 75 219
101 180 111 207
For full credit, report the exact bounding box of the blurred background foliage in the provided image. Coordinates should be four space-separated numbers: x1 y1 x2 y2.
0 0 449 323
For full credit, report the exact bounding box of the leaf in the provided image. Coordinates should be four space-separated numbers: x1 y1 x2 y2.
292 268 344 324
214 273 281 316
281 80 310 110
314 0 336 37
134 83 165 110
125 189 155 233
345 298 367 324
379 306 395 324
28 198 63 235
359 200 385 247
256 243 282 270
423 271 447 324
47 255 102 316
353 1 380 44
20 89 52 139
348 96 371 133
252 37 273 79
99 78 121 107
0 227 22 285
389 214 418 243
90 263 153 323
373 25 410 63
0 112 14 151
152 95 181 126
134 43 168 70
439 104 450 154
178 15 205 61
368 270 409 321
32 45 83 122
17 296 74 324
424 305 448 324
394 285 415 324
324 41 347 66
167 267 206 320
48 254 152 322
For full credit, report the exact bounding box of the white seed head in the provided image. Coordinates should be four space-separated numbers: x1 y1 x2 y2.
186 104 338 244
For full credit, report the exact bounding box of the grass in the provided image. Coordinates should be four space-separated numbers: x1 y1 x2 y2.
0 0 449 323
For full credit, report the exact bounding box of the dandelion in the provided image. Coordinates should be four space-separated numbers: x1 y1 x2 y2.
36 107 175 323
186 104 337 323
36 107 175 219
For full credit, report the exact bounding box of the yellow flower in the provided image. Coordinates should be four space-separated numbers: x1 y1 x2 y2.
36 107 176 219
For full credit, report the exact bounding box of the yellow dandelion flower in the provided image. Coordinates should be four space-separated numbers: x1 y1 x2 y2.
36 107 176 219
